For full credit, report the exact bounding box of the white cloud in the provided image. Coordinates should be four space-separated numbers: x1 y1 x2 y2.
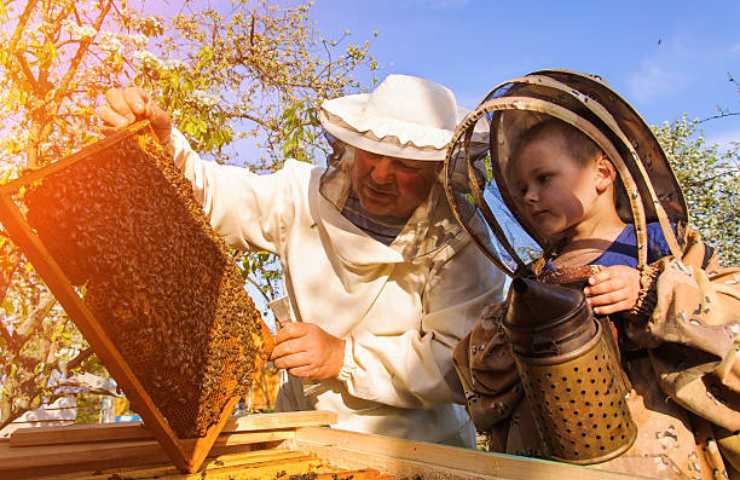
627 60 686 103
731 43 740 55
626 36 695 104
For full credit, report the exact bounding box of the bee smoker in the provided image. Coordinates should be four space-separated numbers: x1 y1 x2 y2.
502 277 637 464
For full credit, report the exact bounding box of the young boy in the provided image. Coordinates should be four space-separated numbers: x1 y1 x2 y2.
509 119 669 316
454 114 740 479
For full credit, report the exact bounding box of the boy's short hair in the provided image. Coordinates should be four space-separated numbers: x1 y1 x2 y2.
511 118 603 169
507 117 631 221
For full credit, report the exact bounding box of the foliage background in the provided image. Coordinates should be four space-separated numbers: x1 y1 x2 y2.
654 117 739 265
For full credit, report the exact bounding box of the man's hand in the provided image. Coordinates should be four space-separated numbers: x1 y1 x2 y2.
271 322 345 381
97 86 171 143
584 265 641 315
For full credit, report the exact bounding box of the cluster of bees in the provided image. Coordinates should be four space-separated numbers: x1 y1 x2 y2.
25 132 266 438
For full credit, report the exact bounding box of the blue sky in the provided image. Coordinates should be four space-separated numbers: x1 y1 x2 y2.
310 0 740 147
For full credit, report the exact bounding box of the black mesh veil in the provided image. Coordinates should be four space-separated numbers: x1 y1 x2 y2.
444 71 687 275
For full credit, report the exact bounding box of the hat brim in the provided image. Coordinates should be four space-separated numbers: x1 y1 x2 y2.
319 95 488 162
320 110 450 161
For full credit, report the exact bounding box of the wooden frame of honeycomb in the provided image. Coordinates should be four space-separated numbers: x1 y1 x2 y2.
0 121 274 473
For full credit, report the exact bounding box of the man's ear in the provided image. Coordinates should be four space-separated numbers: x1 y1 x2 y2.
594 154 617 194
328 139 347 166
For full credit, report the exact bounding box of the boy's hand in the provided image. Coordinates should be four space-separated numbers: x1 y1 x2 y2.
584 265 640 315
97 86 171 143
271 322 345 381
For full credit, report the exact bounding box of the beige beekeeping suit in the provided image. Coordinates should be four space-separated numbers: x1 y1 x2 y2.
169 128 505 446
447 69 740 478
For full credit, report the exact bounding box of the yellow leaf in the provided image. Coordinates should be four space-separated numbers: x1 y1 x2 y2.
0 168 12 185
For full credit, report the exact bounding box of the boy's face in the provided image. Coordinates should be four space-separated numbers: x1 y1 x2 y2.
510 131 604 238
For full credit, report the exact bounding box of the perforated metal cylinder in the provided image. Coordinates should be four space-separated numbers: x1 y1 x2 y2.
502 277 637 464
515 320 637 464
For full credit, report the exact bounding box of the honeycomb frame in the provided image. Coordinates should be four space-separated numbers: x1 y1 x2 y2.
0 121 274 473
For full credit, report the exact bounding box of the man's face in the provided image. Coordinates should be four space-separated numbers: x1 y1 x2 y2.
351 149 441 219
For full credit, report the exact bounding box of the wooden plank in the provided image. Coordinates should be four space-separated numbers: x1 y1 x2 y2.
32 449 307 480
200 449 309 469
0 430 293 479
0 439 169 474
223 411 337 433
10 420 150 446
1 431 294 468
308 469 393 480
214 429 295 447
293 427 655 480
10 410 336 447
31 453 324 480
102 455 323 480
163 456 323 480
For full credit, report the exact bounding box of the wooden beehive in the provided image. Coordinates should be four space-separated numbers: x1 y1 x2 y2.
0 122 274 472
0 411 650 480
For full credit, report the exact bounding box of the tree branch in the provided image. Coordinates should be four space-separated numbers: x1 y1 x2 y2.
53 0 113 105
0 408 27 433
16 295 56 340
244 273 272 306
686 169 740 188
697 111 740 125
13 51 41 95
0 252 21 304
8 0 39 53
65 347 93 373
233 112 278 131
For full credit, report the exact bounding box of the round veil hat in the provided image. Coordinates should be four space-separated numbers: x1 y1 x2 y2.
319 74 486 161
444 69 687 275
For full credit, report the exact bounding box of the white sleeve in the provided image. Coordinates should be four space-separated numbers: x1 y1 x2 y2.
337 242 506 409
169 128 299 254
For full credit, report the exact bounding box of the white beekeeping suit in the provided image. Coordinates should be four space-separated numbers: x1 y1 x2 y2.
168 75 505 447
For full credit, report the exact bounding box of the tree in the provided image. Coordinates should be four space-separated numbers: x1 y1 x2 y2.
653 117 740 265
0 0 376 430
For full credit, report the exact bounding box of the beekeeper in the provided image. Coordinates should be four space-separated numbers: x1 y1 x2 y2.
98 74 505 447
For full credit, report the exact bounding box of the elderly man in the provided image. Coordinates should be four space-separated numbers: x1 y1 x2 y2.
99 74 505 447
